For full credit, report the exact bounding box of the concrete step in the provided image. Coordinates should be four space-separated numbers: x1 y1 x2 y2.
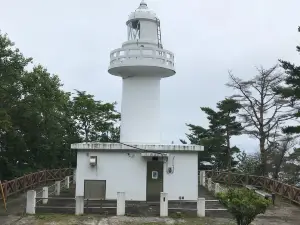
36 184 231 218
198 185 231 218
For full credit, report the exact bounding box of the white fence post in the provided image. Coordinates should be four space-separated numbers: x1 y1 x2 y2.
197 198 205 217
160 192 168 217
73 169 76 184
65 176 70 189
117 192 125 216
199 171 203 186
42 187 48 204
208 178 212 191
55 181 61 196
200 171 206 187
26 190 36 214
215 183 220 195
75 196 84 215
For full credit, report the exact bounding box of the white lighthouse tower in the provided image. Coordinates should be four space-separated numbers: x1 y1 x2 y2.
108 0 175 144
72 1 203 213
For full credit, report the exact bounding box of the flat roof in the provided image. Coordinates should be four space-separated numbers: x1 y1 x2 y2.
71 142 204 152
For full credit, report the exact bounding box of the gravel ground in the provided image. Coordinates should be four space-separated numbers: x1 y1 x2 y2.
3 198 300 225
2 186 300 225
10 215 236 225
252 198 300 225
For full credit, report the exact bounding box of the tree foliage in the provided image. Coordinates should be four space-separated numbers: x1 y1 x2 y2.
72 90 120 142
275 26 300 134
227 66 290 175
218 188 270 225
267 134 297 179
183 98 242 170
279 147 300 185
236 151 261 175
0 32 120 180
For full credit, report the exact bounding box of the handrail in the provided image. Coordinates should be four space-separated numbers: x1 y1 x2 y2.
204 170 300 205
110 47 174 58
0 168 73 200
109 47 175 67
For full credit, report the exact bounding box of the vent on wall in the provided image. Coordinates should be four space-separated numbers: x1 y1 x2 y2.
89 156 97 167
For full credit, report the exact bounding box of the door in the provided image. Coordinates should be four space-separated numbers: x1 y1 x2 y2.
146 160 163 201
84 180 106 200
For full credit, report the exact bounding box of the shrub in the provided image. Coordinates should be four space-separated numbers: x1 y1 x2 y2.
217 188 270 225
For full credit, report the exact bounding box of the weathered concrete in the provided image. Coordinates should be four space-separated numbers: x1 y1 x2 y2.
42 187 48 204
55 181 61 196
117 192 125 216
197 198 205 217
160 192 168 217
26 190 36 214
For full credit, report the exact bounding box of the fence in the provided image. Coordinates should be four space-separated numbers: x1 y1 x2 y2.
25 175 74 214
0 168 73 200
205 170 300 205
27 190 213 217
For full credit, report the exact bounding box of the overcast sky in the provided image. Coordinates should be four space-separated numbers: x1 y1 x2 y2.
1 0 299 153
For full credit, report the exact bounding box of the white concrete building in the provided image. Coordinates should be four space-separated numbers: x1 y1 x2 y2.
72 1 203 210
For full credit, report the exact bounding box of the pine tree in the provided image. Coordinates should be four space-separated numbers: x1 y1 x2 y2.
184 98 242 173
276 26 300 134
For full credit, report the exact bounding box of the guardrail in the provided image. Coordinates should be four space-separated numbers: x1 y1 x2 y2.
204 170 300 205
109 47 175 68
0 168 73 200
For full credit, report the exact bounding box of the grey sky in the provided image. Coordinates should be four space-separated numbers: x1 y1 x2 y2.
1 0 299 153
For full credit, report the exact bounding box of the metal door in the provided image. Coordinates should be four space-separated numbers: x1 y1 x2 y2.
84 180 106 200
146 161 163 201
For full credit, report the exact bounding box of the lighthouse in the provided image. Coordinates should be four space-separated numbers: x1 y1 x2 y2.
72 1 203 214
108 0 176 144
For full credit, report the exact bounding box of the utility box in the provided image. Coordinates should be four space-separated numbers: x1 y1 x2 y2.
89 156 97 167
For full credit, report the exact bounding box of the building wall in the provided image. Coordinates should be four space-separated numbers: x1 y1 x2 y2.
163 152 198 200
76 151 198 201
120 76 161 144
76 151 147 200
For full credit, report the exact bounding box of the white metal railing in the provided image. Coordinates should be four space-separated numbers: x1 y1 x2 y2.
109 47 175 68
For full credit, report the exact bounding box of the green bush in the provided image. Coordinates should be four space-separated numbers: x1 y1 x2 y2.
217 188 270 225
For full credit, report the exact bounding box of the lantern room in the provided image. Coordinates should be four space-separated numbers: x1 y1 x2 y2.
126 0 163 48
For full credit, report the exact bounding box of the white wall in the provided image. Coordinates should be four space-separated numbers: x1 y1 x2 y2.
76 151 198 201
121 76 161 144
164 152 198 201
76 151 147 200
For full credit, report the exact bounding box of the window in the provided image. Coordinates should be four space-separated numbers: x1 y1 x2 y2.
152 171 158 179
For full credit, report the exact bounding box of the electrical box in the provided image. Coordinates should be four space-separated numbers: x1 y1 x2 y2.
167 167 173 174
89 156 97 167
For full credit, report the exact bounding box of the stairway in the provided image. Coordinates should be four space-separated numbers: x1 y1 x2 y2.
198 185 232 218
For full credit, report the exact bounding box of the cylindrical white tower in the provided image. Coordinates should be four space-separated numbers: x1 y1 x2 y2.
108 0 176 144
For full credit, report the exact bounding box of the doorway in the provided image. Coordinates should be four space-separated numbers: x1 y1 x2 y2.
146 160 163 201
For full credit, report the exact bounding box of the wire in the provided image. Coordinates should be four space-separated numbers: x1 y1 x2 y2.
119 142 168 162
